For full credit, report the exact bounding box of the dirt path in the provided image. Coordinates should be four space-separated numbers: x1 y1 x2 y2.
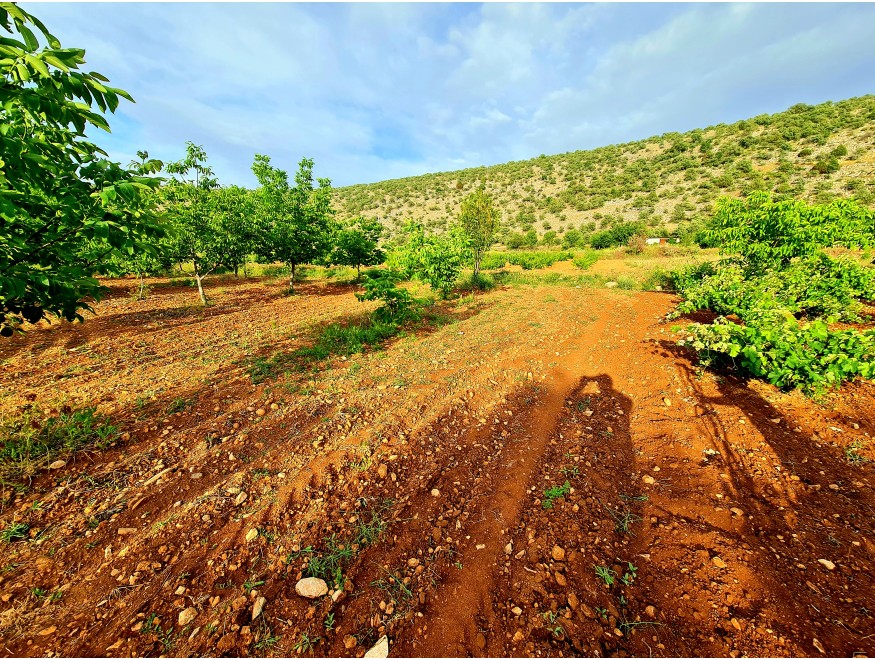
0 277 872 658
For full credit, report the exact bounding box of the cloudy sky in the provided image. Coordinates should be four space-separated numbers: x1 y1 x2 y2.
22 2 875 187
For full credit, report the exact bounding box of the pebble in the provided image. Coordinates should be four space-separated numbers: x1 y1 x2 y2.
344 635 357 649
117 528 136 536
511 606 523 616
38 625 56 636
245 528 258 542
431 488 440 497
645 605 657 618
48 460 66 470
712 557 727 569
377 464 388 479
295 577 328 599
567 593 579 610
407 558 420 568
255 408 266 416
178 607 197 626
730 507 744 517
252 596 267 620
551 545 565 561
642 475 656 485
235 491 248 506
813 638 825 654
817 559 835 571
364 635 389 658
504 542 513 556
512 630 525 643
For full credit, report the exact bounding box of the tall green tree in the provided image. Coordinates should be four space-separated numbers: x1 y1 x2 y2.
0 3 163 336
459 186 499 276
330 216 384 279
209 185 256 277
164 142 220 304
251 155 333 292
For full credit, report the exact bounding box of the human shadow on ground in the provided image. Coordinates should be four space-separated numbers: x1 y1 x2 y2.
649 339 875 656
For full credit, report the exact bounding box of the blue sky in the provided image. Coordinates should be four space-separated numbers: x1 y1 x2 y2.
23 2 875 187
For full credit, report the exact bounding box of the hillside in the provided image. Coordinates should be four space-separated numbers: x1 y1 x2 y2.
334 96 875 244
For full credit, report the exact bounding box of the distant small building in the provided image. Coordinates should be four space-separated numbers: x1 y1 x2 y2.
646 237 680 245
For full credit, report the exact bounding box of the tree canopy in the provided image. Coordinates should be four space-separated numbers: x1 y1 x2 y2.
0 2 163 335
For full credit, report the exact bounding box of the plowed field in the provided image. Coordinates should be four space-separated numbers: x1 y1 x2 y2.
1 275 873 658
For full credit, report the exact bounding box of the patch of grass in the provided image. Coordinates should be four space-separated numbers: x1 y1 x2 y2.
0 407 119 488
323 612 335 632
305 535 353 587
845 439 869 465
542 480 571 509
605 502 642 535
247 318 401 384
166 397 194 414
619 561 638 585
573 250 600 270
594 565 616 587
293 631 320 655
0 521 29 543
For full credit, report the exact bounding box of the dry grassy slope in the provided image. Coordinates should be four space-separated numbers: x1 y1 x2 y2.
332 96 875 242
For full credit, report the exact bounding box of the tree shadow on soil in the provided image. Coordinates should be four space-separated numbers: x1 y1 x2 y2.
649 339 875 656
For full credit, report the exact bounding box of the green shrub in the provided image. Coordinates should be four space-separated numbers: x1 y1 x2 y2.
572 250 599 270
480 250 573 270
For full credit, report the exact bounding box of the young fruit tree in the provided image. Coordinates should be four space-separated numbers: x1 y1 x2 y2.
164 142 220 305
459 186 500 276
209 185 256 277
389 221 468 299
330 216 384 279
251 155 334 292
0 3 164 336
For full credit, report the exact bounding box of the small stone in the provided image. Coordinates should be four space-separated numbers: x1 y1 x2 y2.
813 638 825 654
38 625 56 636
190 473 203 480
252 596 266 620
407 558 420 568
48 460 66 470
270 403 279 411
555 572 567 587
817 559 835 571
235 491 248 506
174 586 186 596
117 528 136 536
642 475 656 485
511 606 523 616
512 630 525 643
364 635 389 658
431 488 440 497
731 618 742 631
295 577 328 599
551 545 565 561
344 635 357 649
475 632 486 649
730 507 744 517
663 398 671 406
644 605 657 618
178 607 197 626
255 409 266 417
567 593 579 610
245 528 258 542
504 542 513 556
712 556 727 569
377 464 388 479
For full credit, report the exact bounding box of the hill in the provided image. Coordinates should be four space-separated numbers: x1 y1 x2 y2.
333 96 875 245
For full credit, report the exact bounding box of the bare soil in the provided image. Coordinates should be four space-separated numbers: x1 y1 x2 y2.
0 275 873 658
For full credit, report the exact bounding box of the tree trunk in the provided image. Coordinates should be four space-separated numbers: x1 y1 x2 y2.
138 273 146 300
357 264 361 280
473 253 481 277
194 266 207 305
234 264 239 278
243 262 249 278
289 263 296 293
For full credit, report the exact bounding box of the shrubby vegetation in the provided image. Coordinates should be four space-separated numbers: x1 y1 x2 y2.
673 193 875 393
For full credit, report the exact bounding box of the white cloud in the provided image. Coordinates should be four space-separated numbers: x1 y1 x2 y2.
19 2 875 187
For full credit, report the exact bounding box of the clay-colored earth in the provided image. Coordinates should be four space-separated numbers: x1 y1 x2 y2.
0 274 872 658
